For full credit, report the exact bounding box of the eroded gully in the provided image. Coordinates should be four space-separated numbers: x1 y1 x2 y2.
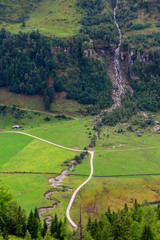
97 0 131 123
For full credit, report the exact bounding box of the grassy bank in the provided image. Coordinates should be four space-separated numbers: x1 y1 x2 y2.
0 0 83 37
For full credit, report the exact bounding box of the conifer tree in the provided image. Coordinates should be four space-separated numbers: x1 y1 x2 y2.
157 204 160 220
34 207 40 221
124 203 128 213
25 230 31 240
15 206 26 236
60 218 67 240
141 224 154 240
44 230 53 240
50 214 58 237
42 219 48 237
27 210 34 237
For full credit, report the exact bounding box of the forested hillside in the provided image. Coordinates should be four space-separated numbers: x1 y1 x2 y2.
0 0 118 111
1 0 160 112
0 29 113 109
118 0 160 111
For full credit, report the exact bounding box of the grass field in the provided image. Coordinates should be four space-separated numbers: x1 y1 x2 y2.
0 88 87 116
0 106 93 149
25 116 93 149
0 133 33 166
0 131 81 218
0 0 83 37
0 174 52 213
95 125 160 151
0 132 77 172
70 175 160 225
93 149 160 176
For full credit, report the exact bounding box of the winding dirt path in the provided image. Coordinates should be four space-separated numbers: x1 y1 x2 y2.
5 131 94 229
66 151 94 229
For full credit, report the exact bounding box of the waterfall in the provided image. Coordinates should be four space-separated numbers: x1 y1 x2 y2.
113 0 124 104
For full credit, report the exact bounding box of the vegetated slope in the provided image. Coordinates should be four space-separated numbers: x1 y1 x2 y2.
117 0 160 111
0 27 113 110
0 0 123 112
0 0 83 37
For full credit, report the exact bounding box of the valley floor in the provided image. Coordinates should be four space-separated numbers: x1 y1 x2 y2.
1 107 160 227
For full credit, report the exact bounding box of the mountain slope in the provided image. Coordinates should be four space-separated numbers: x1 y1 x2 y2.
0 0 83 37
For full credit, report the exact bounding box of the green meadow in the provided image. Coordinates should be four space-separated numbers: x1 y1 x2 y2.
25 116 93 149
93 149 160 176
0 133 33 166
1 107 160 225
0 107 93 149
0 174 52 213
0 88 87 116
95 126 160 151
0 132 77 173
0 0 83 37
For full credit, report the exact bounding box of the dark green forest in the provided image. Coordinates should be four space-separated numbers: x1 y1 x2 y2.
128 59 160 111
0 28 113 110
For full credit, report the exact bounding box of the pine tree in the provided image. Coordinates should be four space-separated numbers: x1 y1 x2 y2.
34 207 40 221
50 214 58 237
57 219 62 239
32 217 40 239
27 210 34 237
37 230 43 240
60 218 67 240
90 219 98 239
42 219 48 237
157 204 160 220
141 224 154 240
124 203 128 213
111 220 124 240
27 208 42 239
15 206 26 236
25 230 31 240
43 89 51 111
44 230 52 240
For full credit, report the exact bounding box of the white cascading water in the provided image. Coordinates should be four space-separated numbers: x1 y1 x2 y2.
113 0 124 104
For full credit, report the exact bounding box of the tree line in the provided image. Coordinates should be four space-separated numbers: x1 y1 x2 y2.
85 200 160 240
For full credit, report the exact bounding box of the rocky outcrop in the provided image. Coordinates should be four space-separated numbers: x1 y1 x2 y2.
120 48 160 75
121 49 154 66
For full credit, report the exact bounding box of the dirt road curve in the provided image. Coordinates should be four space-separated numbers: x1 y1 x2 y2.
5 131 94 229
66 151 94 229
